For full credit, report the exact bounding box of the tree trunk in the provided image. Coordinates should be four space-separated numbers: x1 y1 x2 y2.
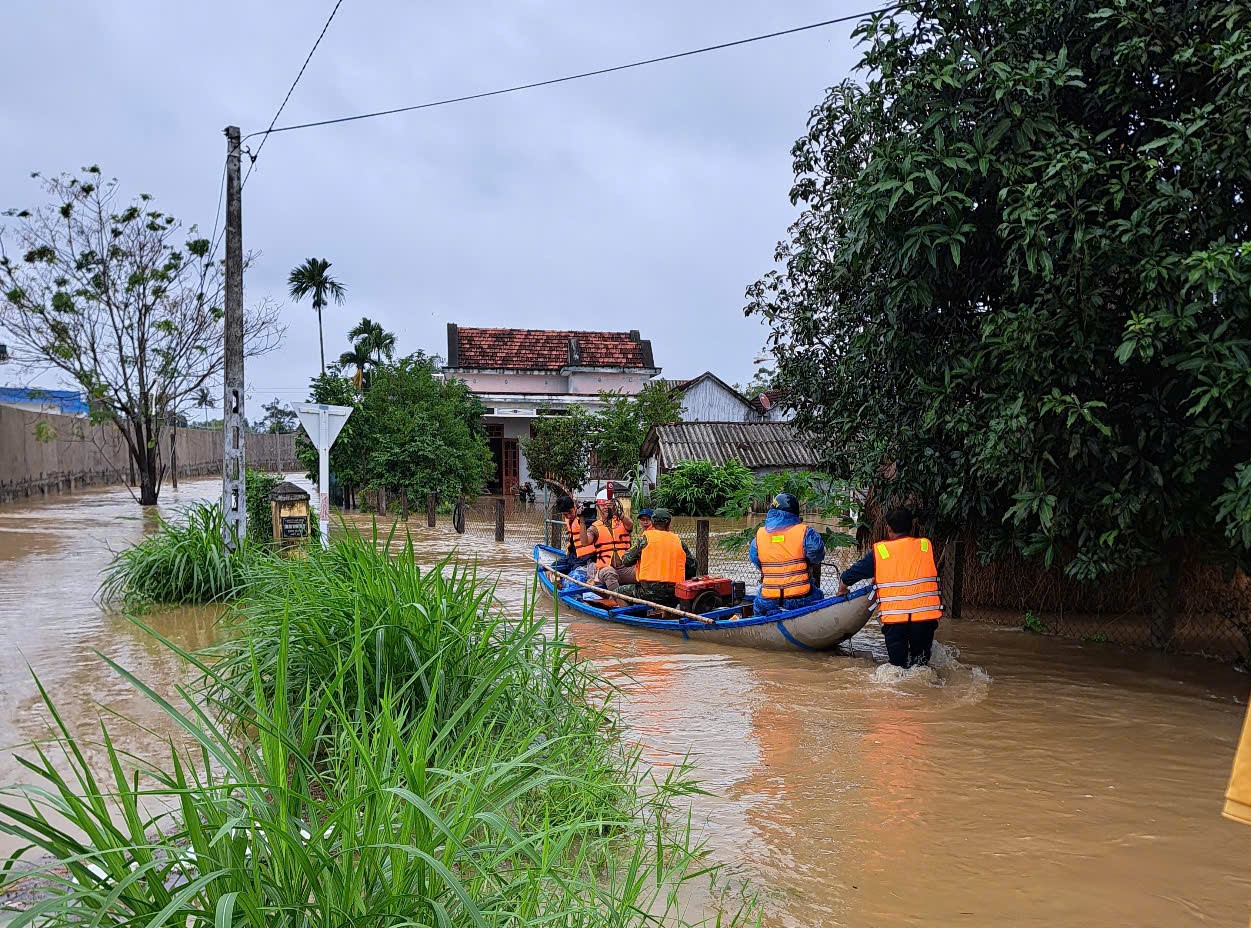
318 307 326 374
134 420 160 506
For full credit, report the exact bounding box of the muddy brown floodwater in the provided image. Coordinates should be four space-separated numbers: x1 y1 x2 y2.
2 477 1250 927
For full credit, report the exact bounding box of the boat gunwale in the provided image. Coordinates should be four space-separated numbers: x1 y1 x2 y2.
532 543 873 632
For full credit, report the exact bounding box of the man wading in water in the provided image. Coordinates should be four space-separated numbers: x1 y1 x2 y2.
838 508 944 668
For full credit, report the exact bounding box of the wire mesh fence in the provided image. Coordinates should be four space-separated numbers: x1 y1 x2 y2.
946 542 1251 663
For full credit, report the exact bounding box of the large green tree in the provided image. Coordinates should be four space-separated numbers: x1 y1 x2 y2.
747 0 1251 637
296 354 491 508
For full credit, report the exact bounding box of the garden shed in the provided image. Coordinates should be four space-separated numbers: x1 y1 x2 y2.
640 421 818 485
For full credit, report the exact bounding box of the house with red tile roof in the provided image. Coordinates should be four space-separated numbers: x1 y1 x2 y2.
443 324 660 495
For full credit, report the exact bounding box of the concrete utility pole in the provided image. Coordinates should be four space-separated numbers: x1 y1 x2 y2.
222 125 247 545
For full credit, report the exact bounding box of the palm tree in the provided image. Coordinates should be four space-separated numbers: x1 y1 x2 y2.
193 387 214 426
348 317 397 366
337 342 372 391
288 258 347 374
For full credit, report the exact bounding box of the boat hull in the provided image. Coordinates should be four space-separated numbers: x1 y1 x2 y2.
533 544 873 652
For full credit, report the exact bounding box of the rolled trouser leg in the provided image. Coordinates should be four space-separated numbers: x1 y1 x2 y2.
598 566 621 591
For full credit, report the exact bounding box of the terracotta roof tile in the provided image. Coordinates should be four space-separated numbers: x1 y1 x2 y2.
452 326 654 371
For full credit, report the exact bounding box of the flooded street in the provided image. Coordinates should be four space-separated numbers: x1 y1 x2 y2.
2 478 1250 926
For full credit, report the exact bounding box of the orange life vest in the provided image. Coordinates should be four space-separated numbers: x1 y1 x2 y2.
873 536 942 623
592 518 631 568
755 523 812 600
568 514 596 559
635 529 687 584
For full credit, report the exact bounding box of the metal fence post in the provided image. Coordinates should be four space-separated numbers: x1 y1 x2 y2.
427 492 437 528
696 519 709 576
495 498 506 542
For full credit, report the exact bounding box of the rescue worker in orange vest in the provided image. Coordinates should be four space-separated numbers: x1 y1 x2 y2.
749 493 827 616
580 489 633 584
837 508 943 668
549 496 597 576
609 509 697 607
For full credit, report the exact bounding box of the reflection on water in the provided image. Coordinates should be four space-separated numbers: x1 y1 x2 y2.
2 479 1250 926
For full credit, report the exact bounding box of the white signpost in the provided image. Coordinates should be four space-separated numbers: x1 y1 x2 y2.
294 403 353 549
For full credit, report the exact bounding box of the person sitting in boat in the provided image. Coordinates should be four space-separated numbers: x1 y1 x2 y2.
603 509 696 608
836 508 942 668
749 493 826 616
581 489 633 583
636 508 654 535
551 496 597 576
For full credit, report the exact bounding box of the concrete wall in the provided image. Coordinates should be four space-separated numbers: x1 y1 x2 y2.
456 372 566 393
0 405 295 503
566 371 650 394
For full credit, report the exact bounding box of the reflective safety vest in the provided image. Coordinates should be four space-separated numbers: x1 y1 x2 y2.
592 518 631 568
568 514 596 559
636 529 687 584
755 523 812 600
873 536 942 623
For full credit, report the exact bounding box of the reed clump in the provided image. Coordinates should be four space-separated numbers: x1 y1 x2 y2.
99 503 274 609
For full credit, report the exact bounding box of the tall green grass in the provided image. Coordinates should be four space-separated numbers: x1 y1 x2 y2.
211 523 631 829
99 504 273 609
6 525 759 928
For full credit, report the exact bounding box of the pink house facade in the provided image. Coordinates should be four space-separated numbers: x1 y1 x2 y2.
442 324 660 496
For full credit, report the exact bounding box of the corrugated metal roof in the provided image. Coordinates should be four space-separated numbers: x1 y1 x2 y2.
641 421 818 470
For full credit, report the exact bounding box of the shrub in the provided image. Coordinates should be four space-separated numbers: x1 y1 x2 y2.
98 503 272 608
245 468 282 539
651 459 754 516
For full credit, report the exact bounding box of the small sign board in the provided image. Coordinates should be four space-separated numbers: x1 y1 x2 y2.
281 515 309 539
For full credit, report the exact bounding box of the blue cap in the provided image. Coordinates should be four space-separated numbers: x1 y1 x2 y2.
639 508 655 518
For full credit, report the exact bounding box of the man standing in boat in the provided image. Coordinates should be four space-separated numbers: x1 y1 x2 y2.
837 508 943 668
750 493 827 616
604 508 696 607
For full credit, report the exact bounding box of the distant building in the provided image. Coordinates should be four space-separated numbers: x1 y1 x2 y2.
443 324 660 496
664 372 757 423
640 420 818 486
0 386 88 417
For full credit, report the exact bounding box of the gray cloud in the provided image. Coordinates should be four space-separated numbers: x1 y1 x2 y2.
0 0 866 407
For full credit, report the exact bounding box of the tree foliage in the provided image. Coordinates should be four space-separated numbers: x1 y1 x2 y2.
748 0 1251 581
591 382 683 478
260 398 298 434
0 168 282 504
296 354 491 505
521 409 595 497
288 257 345 375
651 460 754 517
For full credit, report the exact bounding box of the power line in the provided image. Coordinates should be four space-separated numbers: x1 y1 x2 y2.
243 0 348 187
245 5 898 140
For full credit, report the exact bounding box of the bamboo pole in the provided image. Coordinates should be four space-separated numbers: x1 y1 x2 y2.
546 566 721 625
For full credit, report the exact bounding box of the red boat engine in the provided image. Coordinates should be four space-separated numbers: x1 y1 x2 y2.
675 576 736 613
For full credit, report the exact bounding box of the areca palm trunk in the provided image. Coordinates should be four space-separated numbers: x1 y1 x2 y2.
317 304 325 374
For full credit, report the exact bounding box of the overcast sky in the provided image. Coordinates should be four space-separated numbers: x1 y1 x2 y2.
1 0 867 407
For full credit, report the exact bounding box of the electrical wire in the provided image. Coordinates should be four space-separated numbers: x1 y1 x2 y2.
243 0 348 187
245 5 899 140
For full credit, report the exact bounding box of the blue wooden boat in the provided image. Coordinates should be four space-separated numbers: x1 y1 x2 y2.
533 544 874 652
